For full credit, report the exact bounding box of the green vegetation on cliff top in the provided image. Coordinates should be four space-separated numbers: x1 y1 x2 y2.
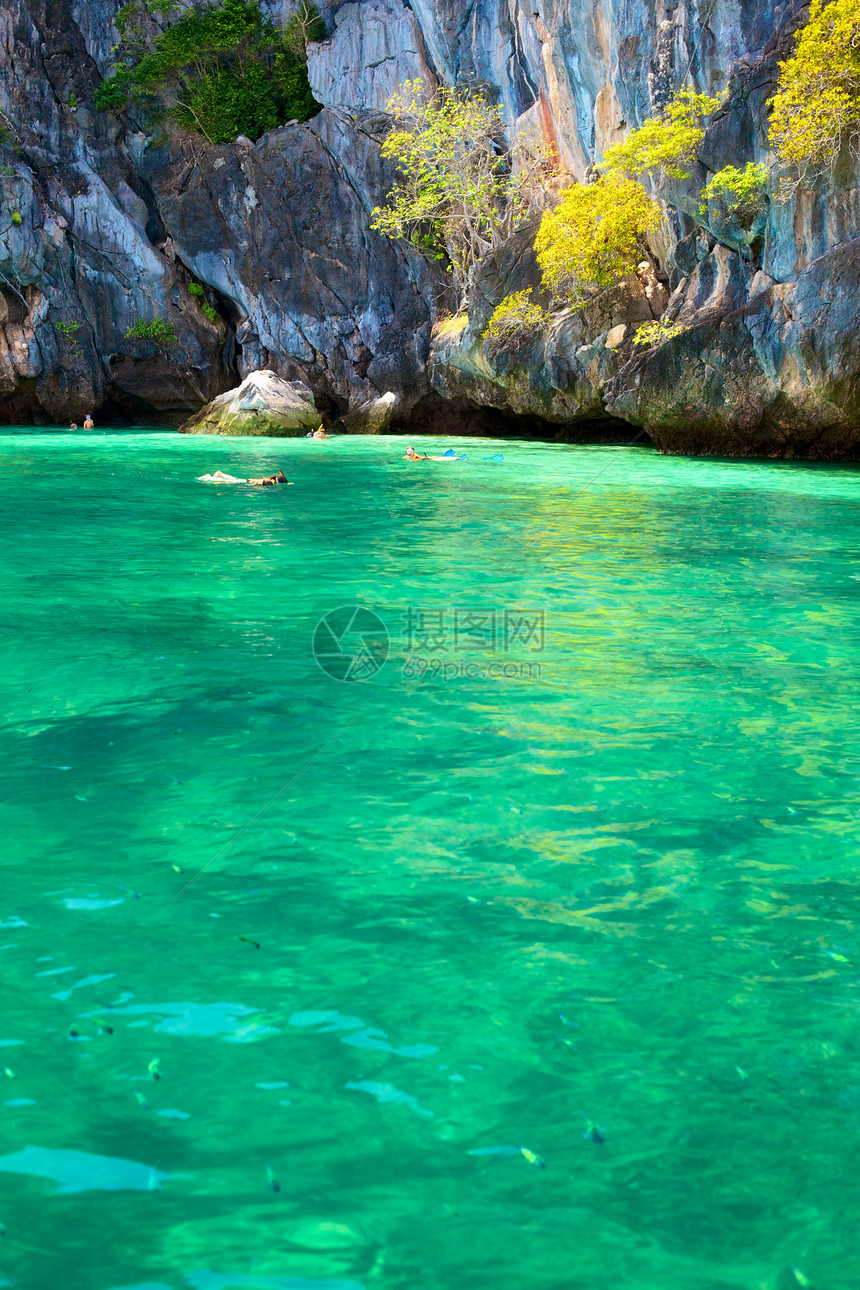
96 0 325 144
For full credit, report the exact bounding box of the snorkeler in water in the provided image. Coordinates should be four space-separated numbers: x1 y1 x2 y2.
405 446 465 462
198 469 292 485
247 470 291 486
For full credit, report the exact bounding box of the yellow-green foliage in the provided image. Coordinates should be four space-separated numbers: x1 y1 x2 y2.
769 0 860 188
699 162 768 226
600 89 724 182
434 313 469 339
371 80 556 296
483 289 549 343
534 177 661 306
631 319 686 347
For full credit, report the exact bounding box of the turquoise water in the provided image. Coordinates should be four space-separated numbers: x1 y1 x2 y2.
3 428 860 1290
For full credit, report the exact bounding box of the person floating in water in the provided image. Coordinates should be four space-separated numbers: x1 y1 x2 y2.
306 424 330 439
83 414 94 429
198 469 291 485
404 446 464 462
247 471 291 486
69 422 78 431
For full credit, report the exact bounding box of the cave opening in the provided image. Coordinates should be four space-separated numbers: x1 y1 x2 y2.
390 396 651 446
0 286 28 327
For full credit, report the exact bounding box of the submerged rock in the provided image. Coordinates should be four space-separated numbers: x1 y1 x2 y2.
177 370 319 436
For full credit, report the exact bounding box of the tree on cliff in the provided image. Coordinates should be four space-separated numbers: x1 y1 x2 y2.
769 0 860 197
534 177 661 308
370 80 557 299
533 88 722 308
95 0 326 144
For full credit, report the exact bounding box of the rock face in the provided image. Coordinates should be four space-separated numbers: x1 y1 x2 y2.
337 390 398 433
178 370 319 435
3 0 860 454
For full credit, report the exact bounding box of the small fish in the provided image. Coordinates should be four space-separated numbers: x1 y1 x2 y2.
148 1058 161 1081
97 1022 114 1035
736 1066 749 1080
114 884 141 900
135 1091 150 1110
4 1068 15 1080
265 1161 280 1193
171 865 183 873
791 1268 812 1288
823 949 851 964
468 1143 544 1168
580 1112 605 1144
75 796 88 803
239 937 261 949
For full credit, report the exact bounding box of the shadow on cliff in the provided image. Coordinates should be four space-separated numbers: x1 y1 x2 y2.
389 394 650 445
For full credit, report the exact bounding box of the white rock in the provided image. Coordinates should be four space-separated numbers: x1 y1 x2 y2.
749 270 777 299
178 369 319 436
341 391 398 433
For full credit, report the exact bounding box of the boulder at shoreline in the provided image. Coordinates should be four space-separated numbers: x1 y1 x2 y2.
178 370 319 436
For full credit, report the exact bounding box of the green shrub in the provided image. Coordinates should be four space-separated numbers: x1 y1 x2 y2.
55 320 81 346
94 63 134 112
201 302 219 324
600 89 724 182
483 289 549 343
10 210 22 225
67 92 79 111
699 162 768 226
534 177 661 306
95 0 324 143
275 0 326 121
125 317 178 346
187 281 205 296
175 62 279 142
769 0 860 193
631 319 686 347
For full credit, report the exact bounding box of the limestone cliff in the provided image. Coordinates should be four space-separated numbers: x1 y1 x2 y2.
2 0 859 456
